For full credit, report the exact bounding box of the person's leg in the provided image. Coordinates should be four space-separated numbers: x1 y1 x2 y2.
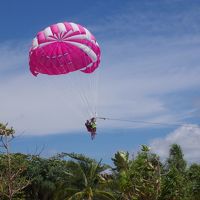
91 132 95 140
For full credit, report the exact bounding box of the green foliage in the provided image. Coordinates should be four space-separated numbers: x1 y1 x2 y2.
1 122 200 200
130 147 161 200
0 123 15 137
24 155 70 200
0 154 30 200
159 144 187 200
167 144 187 172
60 153 115 200
0 123 29 200
0 144 199 200
186 164 200 200
112 146 161 200
112 151 130 172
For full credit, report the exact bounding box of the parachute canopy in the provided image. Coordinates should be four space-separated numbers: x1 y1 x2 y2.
29 22 101 76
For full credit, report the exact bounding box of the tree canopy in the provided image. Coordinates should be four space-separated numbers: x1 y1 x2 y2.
0 122 200 200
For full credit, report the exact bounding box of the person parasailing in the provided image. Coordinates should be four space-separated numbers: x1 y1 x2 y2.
29 21 101 140
85 117 97 140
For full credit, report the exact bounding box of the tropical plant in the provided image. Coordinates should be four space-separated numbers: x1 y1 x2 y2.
159 144 187 200
0 123 30 200
112 145 161 200
186 163 200 200
60 153 115 200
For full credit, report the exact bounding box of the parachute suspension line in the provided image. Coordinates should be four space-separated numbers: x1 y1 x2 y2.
89 66 93 114
91 65 99 118
90 68 99 118
64 46 94 118
66 74 91 119
37 36 99 119
86 42 100 118
40 43 88 120
77 50 94 118
42 44 88 120
88 61 96 117
29 21 101 121
96 117 200 129
63 50 92 119
79 87 94 118
38 44 93 120
78 43 98 118
94 67 100 118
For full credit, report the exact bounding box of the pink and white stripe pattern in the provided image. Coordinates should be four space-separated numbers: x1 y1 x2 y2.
29 22 101 76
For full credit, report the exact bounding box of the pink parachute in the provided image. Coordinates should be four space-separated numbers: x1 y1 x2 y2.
29 22 101 76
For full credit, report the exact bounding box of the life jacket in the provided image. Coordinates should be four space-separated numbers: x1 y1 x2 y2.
91 122 96 129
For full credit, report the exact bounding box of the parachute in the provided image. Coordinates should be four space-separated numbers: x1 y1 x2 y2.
29 22 101 76
29 22 101 119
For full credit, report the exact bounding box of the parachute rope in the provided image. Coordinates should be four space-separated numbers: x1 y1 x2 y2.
29 22 101 119
96 117 199 129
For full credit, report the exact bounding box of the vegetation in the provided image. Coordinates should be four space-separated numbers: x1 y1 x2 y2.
0 122 200 200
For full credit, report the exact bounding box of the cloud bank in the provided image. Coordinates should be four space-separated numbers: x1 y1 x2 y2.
150 124 200 163
0 1 200 135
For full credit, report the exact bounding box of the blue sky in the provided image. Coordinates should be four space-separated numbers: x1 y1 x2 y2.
0 0 200 164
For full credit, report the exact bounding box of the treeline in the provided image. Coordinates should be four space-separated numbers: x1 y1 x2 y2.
0 123 200 200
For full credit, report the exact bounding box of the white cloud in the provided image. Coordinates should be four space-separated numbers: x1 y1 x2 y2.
1 5 200 135
0 71 94 135
150 124 200 163
0 34 200 135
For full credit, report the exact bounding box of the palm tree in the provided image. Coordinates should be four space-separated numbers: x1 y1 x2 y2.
112 146 162 200
60 153 115 200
